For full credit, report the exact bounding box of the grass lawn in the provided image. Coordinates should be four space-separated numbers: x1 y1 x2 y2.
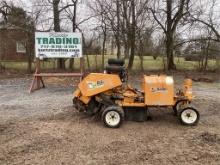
0 55 218 71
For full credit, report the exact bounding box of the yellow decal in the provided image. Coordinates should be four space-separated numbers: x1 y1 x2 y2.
87 80 104 89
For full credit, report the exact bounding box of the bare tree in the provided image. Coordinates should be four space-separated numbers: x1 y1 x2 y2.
63 0 78 70
189 0 220 41
149 0 190 70
88 0 122 60
100 18 107 70
88 0 109 70
47 0 77 69
88 0 150 70
127 0 136 69
115 0 121 58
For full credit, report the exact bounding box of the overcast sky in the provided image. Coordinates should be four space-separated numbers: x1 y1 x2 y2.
10 0 95 34
5 0 220 41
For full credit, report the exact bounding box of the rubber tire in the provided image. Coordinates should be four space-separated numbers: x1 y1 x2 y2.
172 107 178 116
179 107 200 126
108 58 125 66
101 106 124 128
105 65 125 72
86 98 102 116
173 100 187 116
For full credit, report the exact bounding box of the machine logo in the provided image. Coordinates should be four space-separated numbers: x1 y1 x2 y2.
87 80 104 89
151 87 167 93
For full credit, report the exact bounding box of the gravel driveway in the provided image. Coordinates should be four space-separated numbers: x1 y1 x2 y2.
0 73 220 165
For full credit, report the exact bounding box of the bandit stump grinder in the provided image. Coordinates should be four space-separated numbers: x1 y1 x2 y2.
73 59 200 128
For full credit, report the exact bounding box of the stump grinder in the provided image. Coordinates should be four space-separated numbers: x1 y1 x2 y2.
73 59 200 128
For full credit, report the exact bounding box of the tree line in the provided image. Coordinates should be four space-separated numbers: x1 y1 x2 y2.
0 0 220 71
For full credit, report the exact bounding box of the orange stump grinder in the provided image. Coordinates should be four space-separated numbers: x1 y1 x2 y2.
73 59 199 128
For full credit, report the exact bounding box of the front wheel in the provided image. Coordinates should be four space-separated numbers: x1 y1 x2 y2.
101 106 124 128
179 107 200 126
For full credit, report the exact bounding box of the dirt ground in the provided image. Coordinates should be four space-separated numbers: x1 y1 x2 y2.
0 71 220 165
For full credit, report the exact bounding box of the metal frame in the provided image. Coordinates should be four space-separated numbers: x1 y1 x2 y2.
29 58 84 93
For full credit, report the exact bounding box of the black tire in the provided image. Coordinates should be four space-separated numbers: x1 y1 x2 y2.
173 100 187 116
172 107 178 116
108 58 125 66
105 65 125 72
101 106 124 128
86 99 100 116
179 107 200 126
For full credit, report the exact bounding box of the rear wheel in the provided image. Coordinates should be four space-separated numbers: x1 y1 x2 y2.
86 99 100 116
179 107 200 126
173 100 187 116
102 106 124 128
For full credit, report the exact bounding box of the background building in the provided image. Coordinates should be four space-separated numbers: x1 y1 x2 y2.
0 23 29 61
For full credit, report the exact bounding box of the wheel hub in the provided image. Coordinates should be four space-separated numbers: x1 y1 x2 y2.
186 113 191 118
181 109 197 124
105 111 120 127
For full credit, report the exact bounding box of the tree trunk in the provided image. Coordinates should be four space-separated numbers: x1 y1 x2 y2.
162 54 166 71
102 28 106 70
165 0 176 70
122 29 129 59
86 54 90 71
124 43 129 59
128 0 135 70
27 46 32 73
95 54 98 70
69 1 77 70
26 27 35 74
166 35 176 70
139 54 144 71
138 32 144 71
53 0 65 70
122 0 130 59
116 36 121 59
57 59 65 69
200 52 205 71
200 45 206 71
82 34 90 71
110 38 114 55
204 40 210 71
53 0 61 32
116 0 121 59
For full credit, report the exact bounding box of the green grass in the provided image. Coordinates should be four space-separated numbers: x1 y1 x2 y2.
0 55 219 71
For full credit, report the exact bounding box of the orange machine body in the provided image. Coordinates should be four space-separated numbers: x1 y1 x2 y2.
183 79 193 101
74 73 192 107
143 75 174 106
78 73 122 97
72 58 198 127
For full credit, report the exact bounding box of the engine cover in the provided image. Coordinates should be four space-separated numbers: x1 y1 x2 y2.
144 75 174 106
79 73 122 97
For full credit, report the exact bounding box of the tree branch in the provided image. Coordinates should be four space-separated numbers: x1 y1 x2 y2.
59 3 75 13
148 7 166 33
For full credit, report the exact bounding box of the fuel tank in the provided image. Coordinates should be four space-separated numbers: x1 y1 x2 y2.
143 75 174 105
79 73 122 97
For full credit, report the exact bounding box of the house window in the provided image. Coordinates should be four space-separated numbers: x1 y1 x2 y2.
16 41 26 53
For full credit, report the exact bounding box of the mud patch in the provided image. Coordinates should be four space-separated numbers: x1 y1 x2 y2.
199 132 220 144
192 77 214 83
0 124 8 133
0 122 15 133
